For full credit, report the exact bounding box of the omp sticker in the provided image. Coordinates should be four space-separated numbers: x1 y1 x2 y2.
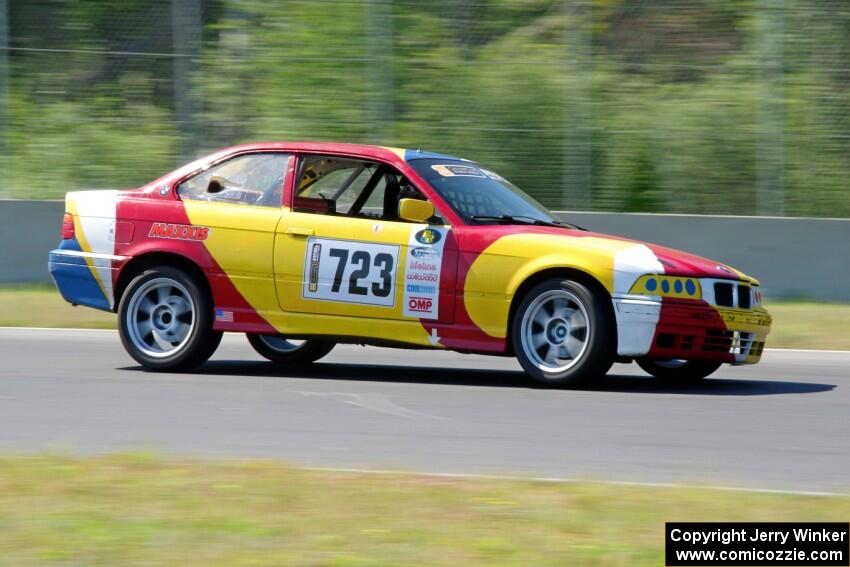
403 226 448 319
302 238 399 307
431 164 486 178
149 223 210 241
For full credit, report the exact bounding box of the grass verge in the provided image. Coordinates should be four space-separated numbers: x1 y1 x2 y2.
763 302 850 350
0 285 114 329
0 454 846 566
1 286 848 350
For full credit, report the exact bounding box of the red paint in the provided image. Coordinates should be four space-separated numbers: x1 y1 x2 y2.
112 193 276 334
647 299 735 363
648 244 740 280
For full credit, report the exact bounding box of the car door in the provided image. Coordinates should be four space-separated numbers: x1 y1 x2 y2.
176 152 291 319
274 155 456 325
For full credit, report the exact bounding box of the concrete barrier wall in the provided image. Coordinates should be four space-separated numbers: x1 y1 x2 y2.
555 211 850 301
0 200 64 284
0 200 847 301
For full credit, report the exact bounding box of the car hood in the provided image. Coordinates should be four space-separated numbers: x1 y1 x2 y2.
640 241 756 283
463 225 759 285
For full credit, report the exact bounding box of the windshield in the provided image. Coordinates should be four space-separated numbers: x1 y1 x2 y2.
408 158 560 225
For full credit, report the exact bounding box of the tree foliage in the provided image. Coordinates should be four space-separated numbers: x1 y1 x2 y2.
5 0 849 217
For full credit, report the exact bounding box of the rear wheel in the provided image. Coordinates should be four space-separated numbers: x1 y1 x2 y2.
118 266 222 371
636 358 722 382
247 334 335 364
512 278 615 387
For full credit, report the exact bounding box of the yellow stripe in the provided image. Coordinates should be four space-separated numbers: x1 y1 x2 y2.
66 199 110 302
463 234 632 338
380 146 407 160
182 199 282 314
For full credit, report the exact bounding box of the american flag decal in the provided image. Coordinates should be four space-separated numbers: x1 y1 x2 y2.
215 309 234 323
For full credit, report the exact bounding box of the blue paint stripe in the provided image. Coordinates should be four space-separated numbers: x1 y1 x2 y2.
59 237 84 252
403 149 465 162
48 248 111 311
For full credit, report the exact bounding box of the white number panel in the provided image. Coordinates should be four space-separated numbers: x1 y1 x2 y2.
302 238 399 307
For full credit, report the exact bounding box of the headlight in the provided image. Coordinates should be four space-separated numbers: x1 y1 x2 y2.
629 275 702 299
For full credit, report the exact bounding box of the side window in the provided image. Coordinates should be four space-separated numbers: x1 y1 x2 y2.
294 155 437 222
177 153 290 207
360 175 388 218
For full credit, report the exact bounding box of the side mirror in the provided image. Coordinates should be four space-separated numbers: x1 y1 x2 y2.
207 176 227 194
398 198 435 223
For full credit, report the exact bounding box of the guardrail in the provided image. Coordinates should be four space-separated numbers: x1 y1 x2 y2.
1 200 847 301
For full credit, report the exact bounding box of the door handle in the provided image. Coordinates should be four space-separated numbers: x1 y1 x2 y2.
286 226 314 237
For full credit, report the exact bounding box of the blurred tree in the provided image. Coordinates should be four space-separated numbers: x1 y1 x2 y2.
622 148 661 212
598 0 748 82
0 0 847 218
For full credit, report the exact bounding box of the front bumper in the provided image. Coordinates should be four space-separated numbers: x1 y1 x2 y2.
613 296 772 364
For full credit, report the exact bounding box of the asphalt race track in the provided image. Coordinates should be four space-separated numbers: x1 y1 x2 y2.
1 327 848 494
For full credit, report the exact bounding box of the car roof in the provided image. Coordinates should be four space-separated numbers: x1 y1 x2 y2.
211 142 466 163
146 142 472 191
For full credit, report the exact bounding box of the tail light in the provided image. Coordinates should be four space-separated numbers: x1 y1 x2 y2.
62 213 75 240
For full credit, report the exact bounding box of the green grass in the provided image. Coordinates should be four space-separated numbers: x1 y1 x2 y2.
1 286 849 349
0 285 115 329
0 454 844 566
762 301 850 350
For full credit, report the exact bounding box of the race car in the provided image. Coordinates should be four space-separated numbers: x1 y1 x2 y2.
48 142 772 386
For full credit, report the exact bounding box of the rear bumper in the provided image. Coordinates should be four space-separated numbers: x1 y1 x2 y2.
613 296 771 364
48 248 118 311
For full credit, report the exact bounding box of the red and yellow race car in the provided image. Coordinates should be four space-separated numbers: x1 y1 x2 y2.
48 142 771 386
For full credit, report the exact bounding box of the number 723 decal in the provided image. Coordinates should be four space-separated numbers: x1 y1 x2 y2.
302 238 399 307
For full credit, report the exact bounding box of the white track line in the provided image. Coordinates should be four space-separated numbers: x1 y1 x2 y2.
303 466 846 498
764 347 850 354
0 326 116 333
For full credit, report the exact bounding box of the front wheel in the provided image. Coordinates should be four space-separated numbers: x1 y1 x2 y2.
247 334 335 364
512 278 615 387
118 266 222 371
636 358 722 382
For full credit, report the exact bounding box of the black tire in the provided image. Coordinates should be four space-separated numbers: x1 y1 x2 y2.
247 334 335 364
118 266 222 371
511 278 615 387
636 358 722 382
